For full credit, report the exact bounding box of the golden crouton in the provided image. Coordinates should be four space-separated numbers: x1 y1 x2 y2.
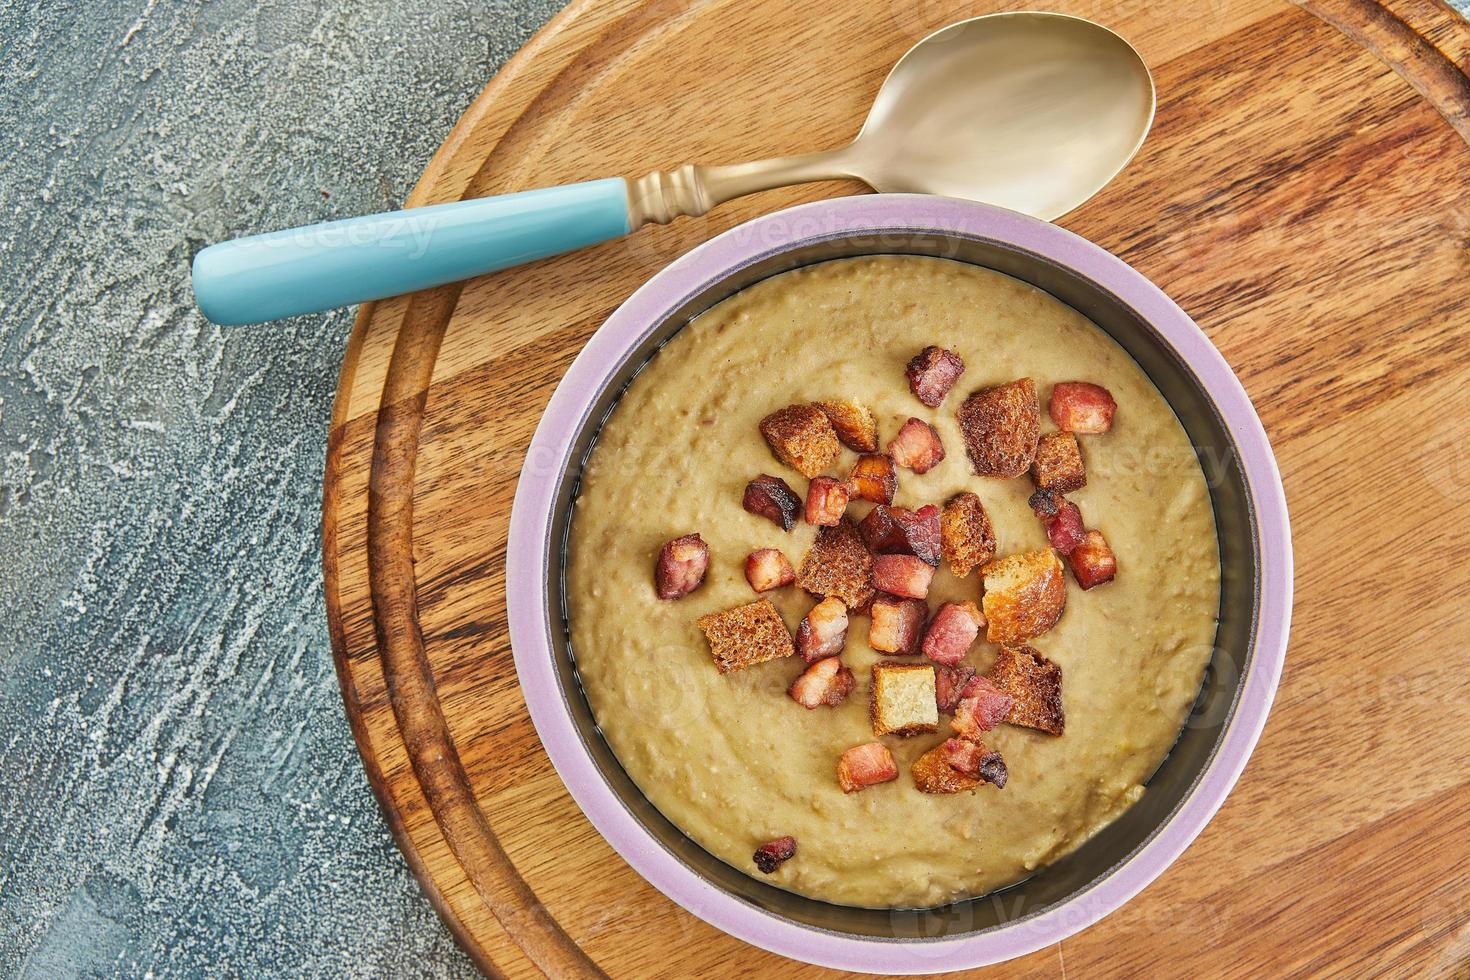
796 519 876 611
816 399 880 453
1032 431 1086 494
956 378 1041 478
870 661 939 737
986 645 1064 735
697 599 795 674
910 742 979 794
981 549 1066 645
760 404 841 478
940 491 997 578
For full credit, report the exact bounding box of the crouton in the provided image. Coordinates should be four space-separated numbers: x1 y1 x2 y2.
911 741 978 794
848 453 898 504
1049 382 1116 434
952 675 1014 738
655 533 708 600
871 661 939 736
795 518 876 611
788 655 855 708
1068 529 1117 589
940 491 996 577
753 836 797 873
921 601 984 665
743 474 801 531
957 378 1041 478
871 554 935 600
986 645 1064 735
905 346 966 407
1032 431 1086 494
760 404 841 478
981 549 1066 645
697 599 795 674
887 417 946 474
868 596 928 654
805 476 850 526
836 742 899 793
745 548 795 593
796 596 849 662
816 399 880 453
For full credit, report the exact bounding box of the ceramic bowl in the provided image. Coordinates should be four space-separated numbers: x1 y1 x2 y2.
506 194 1291 973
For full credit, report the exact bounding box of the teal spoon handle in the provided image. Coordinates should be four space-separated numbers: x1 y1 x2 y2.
191 178 632 326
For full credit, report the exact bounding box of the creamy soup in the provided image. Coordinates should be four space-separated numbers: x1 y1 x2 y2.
566 256 1220 908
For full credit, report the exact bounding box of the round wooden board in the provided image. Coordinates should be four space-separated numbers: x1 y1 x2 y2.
322 1 1470 976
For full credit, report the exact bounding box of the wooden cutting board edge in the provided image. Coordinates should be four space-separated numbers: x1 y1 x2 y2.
320 1 1470 976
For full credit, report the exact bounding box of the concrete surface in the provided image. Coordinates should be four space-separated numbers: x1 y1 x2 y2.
3 1 1468 977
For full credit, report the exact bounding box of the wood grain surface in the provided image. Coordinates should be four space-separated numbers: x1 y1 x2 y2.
321 0 1470 975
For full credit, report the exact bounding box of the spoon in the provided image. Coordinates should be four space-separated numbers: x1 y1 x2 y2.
192 11 1154 326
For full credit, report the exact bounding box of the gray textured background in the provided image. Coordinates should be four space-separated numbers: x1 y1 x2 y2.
4 1 1470 978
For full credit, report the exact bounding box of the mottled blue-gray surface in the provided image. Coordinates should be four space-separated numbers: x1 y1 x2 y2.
6 1 1470 977
0 1 559 976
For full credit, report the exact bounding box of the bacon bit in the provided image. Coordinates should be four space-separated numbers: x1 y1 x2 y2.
905 346 966 407
743 474 801 531
1049 382 1117 434
745 548 796 593
940 737 986 776
859 504 909 554
952 675 1015 738
872 554 935 600
887 417 946 474
849 453 898 504
913 738 1007 793
921 601 983 665
896 504 941 566
837 742 899 793
934 663 977 714
753 836 798 873
868 595 928 654
981 549 1067 645
788 654 856 708
1032 431 1086 494
816 400 880 453
796 597 849 662
760 404 841 478
655 533 708 600
940 491 996 578
804 476 851 526
957 378 1041 478
1069 529 1117 589
1043 498 1086 555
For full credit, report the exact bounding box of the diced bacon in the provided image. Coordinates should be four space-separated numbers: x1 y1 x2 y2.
905 346 966 407
896 504 941 566
1049 382 1117 434
1068 529 1117 589
952 675 1015 738
848 453 898 504
655 533 708 600
836 742 899 793
934 663 977 714
796 597 849 662
911 739 1005 793
745 548 795 593
1044 498 1086 554
871 554 935 599
743 474 801 531
804 476 851 526
753 836 797 874
921 601 983 665
887 418 946 474
940 737 986 777
868 596 928 654
788 655 856 708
